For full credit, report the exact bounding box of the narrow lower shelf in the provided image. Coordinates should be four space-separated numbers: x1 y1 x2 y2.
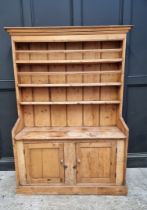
15 48 122 54
16 58 122 64
15 126 126 140
18 82 121 87
17 70 122 76
20 101 120 105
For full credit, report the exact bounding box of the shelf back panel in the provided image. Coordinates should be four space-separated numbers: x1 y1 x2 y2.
22 104 118 127
14 36 125 127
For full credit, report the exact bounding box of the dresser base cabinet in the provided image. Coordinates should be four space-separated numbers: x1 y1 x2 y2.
6 26 132 195
15 139 127 195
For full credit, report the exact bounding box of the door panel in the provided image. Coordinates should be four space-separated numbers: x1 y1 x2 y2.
24 143 64 184
76 141 116 184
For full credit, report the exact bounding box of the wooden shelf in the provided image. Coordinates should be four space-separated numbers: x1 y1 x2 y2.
18 82 121 87
16 58 122 64
15 48 122 54
20 101 120 105
15 126 126 140
18 70 121 76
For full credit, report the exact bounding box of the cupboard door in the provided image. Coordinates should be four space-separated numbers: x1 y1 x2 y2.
24 143 64 184
76 141 116 184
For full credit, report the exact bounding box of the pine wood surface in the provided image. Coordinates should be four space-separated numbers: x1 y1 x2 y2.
15 126 126 140
6 25 131 195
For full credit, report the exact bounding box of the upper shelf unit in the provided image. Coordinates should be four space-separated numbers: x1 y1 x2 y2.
14 39 124 107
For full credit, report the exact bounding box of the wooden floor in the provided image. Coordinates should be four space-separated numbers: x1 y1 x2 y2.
15 126 126 140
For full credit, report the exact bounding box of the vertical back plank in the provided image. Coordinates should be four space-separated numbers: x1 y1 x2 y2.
30 43 50 126
100 41 119 126
18 43 34 126
49 43 66 126
83 42 100 126
66 42 83 126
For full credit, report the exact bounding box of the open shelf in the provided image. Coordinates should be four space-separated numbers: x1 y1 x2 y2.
15 126 126 140
17 70 122 76
16 58 122 64
15 48 122 54
18 82 121 87
20 101 120 105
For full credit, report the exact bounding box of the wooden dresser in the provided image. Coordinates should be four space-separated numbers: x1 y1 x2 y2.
6 25 131 195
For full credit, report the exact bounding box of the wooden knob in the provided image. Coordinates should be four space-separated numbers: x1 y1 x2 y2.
73 164 77 169
77 159 81 164
64 165 68 169
60 159 64 164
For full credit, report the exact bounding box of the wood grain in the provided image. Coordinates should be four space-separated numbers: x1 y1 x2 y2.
8 26 131 195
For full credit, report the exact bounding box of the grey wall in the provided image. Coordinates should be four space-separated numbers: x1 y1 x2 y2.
0 0 147 169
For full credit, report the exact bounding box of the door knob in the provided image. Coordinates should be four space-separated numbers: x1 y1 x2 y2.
60 159 64 164
60 160 68 169
73 164 77 169
64 165 68 169
77 159 81 164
